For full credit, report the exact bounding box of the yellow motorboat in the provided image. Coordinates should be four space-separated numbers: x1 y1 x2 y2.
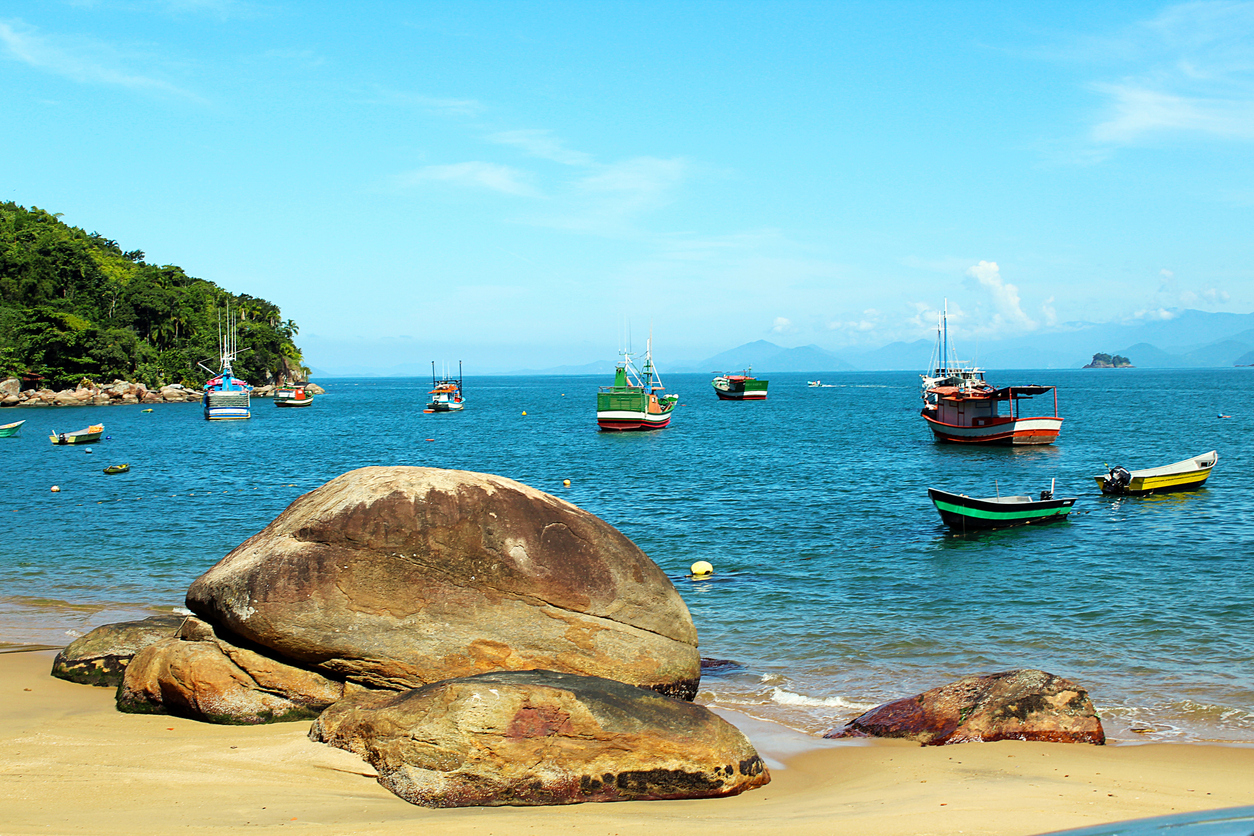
1095 451 1218 496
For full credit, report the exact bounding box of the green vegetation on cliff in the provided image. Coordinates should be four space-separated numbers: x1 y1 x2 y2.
0 202 306 389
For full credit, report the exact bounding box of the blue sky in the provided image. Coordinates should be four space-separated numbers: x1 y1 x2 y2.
3 1 1253 371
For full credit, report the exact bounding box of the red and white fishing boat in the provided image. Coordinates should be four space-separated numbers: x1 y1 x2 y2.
919 303 1062 445
921 383 1062 445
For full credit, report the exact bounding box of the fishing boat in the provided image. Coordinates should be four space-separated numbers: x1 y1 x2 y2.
596 339 678 431
0 419 25 437
712 368 768 400
274 386 314 408
103 464 130 475
1096 451 1218 496
929 484 1076 532
920 303 1062 445
49 424 104 445
424 361 464 413
200 308 251 420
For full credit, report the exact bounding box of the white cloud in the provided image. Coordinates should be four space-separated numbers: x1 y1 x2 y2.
1202 286 1231 302
771 317 798 334
393 162 539 196
0 19 198 99
964 260 1037 332
1091 83 1254 143
1135 308 1179 320
1086 2 1254 146
828 309 881 333
488 130 593 166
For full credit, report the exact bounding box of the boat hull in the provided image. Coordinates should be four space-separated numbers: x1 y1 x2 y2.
50 426 103 445
275 396 314 407
712 377 768 400
929 488 1076 532
922 412 1062 445
1094 452 1217 496
204 391 250 420
596 409 673 431
0 420 25 437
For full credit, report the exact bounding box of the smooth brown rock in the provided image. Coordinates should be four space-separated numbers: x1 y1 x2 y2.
116 617 346 724
51 614 189 687
186 467 700 697
311 670 769 807
825 669 1105 746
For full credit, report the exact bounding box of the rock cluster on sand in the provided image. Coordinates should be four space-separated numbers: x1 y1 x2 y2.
51 614 189 687
49 466 767 806
312 670 769 807
185 466 700 698
825 669 1105 745
117 617 348 725
0 377 324 408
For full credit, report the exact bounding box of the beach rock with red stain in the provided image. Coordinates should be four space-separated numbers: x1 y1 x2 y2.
116 616 347 724
825 669 1105 745
51 614 189 687
185 466 700 698
310 670 770 807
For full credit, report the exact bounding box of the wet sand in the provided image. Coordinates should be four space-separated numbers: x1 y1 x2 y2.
4 648 1253 836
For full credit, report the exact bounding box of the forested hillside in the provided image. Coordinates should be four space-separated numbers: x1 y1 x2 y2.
0 202 306 389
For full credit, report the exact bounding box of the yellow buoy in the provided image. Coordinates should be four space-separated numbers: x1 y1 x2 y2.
690 560 713 577
522 411 527 416
563 479 571 487
51 485 61 492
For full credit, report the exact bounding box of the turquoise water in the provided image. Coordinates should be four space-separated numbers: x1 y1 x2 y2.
4 369 1252 743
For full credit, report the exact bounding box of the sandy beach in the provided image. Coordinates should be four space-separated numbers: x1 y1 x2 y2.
3 649 1253 836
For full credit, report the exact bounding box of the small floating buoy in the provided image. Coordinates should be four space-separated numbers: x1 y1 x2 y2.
563 479 571 487
426 438 434 442
690 560 713 577
51 485 60 492
85 447 93 454
522 411 527 416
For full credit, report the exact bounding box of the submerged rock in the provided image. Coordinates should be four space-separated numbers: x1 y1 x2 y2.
311 670 769 807
825 669 1105 746
116 617 346 724
186 466 700 697
51 614 189 687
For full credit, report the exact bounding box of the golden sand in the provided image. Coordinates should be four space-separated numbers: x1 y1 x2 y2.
3 649 1252 836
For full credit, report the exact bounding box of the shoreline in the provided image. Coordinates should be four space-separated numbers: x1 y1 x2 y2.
5 648 1254 835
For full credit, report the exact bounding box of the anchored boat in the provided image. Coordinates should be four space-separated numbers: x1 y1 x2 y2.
424 361 464 413
596 339 677 431
50 424 104 445
712 369 768 400
103 464 130 475
201 309 251 420
929 484 1076 532
1096 451 1218 496
0 419 25 437
920 303 1062 445
274 386 314 408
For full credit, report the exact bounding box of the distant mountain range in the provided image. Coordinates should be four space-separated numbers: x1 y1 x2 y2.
676 310 1254 373
309 309 1254 377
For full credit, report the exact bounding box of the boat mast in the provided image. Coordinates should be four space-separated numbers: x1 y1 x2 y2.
942 298 949 374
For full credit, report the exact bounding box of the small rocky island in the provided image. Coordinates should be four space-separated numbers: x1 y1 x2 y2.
1083 353 1133 369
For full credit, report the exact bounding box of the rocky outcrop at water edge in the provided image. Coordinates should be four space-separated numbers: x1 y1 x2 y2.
824 669 1105 745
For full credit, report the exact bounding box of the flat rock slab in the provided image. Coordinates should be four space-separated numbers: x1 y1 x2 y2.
825 669 1105 745
51 614 189 687
186 467 700 697
117 617 346 724
311 670 770 807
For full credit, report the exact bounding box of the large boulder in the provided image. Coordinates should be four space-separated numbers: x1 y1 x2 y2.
825 669 1105 745
186 467 700 697
51 614 189 687
311 670 769 807
116 617 346 724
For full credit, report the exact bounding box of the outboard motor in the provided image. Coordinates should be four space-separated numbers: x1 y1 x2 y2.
1039 489 1053 501
1103 466 1132 495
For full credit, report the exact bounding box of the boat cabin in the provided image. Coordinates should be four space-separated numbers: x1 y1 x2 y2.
925 384 1055 428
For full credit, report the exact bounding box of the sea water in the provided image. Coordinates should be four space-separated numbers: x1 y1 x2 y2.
3 369 1251 744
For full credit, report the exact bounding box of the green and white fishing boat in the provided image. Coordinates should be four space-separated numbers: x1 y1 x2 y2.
0 419 25 437
928 484 1076 533
596 339 678 431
